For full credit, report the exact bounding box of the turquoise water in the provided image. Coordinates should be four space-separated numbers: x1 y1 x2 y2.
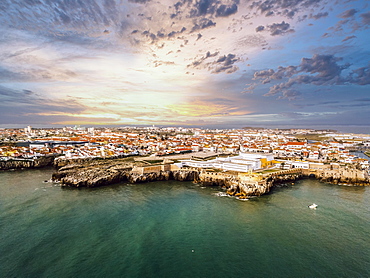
1 168 369 278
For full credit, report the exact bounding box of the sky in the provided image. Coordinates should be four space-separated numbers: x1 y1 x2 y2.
0 0 369 129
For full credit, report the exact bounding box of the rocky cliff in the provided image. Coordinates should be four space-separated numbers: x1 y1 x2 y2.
0 156 56 170
52 160 200 188
52 160 370 197
302 168 370 186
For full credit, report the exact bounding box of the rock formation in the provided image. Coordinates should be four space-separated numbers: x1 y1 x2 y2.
303 168 370 186
0 156 56 170
51 160 370 197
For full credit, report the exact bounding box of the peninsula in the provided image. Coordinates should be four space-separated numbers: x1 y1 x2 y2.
1 126 369 197
51 153 370 198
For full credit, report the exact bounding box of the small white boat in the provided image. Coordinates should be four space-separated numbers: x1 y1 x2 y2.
308 203 318 209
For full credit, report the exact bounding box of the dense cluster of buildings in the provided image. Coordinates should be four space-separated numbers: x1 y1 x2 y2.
0 126 369 171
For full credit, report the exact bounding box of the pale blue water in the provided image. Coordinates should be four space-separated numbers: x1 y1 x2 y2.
1 168 369 278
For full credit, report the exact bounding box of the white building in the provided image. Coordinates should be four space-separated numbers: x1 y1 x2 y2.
180 152 273 173
291 161 309 169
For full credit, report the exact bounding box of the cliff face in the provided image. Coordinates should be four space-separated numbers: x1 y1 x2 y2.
303 168 370 186
54 157 105 168
0 156 55 170
53 161 200 188
53 155 138 168
52 160 370 197
194 172 305 198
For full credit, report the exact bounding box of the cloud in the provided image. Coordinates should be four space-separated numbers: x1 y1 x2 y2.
354 98 370 102
252 66 297 84
0 85 86 124
128 0 151 3
211 54 239 74
299 55 348 80
360 11 370 25
187 52 239 73
191 18 216 32
250 0 324 19
279 89 301 100
268 21 295 36
339 9 357 18
351 66 370 85
1 0 368 127
250 54 370 98
168 96 251 118
216 4 238 17
328 9 369 35
256 21 295 36
189 0 239 18
341 35 356 42
187 51 219 68
255 25 265 32
310 12 328 20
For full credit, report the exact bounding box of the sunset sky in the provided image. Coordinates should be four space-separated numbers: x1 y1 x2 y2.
1 0 369 128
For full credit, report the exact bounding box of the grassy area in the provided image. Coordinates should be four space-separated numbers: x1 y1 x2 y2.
257 169 282 174
144 159 165 164
294 133 330 141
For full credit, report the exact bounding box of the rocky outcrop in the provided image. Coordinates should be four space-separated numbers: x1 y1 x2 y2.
53 155 138 169
302 168 370 186
53 163 201 188
125 171 171 183
0 156 56 170
54 157 104 168
57 168 126 187
52 160 370 197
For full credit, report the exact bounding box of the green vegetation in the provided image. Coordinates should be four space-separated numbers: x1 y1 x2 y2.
257 169 282 174
144 159 165 164
294 133 330 142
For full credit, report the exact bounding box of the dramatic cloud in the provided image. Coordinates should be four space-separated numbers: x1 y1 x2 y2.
187 51 219 68
351 66 370 85
190 18 217 32
250 0 324 18
0 85 86 124
0 0 369 127
279 89 301 100
216 4 238 17
250 54 370 98
188 0 239 18
187 52 239 73
252 66 297 84
212 54 239 74
256 21 295 36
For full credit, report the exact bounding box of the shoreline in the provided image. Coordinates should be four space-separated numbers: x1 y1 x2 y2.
1 155 369 198
51 162 370 198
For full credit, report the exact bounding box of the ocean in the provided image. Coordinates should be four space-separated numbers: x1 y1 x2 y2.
1 168 369 278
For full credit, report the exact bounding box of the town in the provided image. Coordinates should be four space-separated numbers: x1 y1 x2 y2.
0 125 369 174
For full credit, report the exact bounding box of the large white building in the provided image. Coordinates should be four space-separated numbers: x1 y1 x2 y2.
180 152 274 172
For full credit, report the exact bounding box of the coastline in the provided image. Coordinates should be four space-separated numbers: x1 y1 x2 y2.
1 153 369 198
0 155 56 170
51 159 370 198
